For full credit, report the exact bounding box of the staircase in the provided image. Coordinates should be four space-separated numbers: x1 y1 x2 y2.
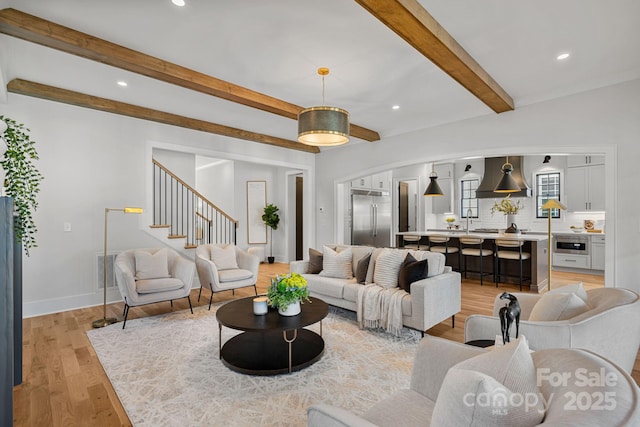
152 159 237 249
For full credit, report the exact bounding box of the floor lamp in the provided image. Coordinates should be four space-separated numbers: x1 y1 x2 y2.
92 207 143 328
541 199 566 291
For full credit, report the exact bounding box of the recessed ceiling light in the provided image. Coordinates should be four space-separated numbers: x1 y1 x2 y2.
557 53 570 60
172 0 186 6
392 105 400 110
117 81 128 87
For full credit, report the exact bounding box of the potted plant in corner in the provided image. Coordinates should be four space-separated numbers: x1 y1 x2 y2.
261 203 280 264
267 272 310 316
0 116 44 255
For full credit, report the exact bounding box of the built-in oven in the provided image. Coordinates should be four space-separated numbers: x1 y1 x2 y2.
555 234 590 255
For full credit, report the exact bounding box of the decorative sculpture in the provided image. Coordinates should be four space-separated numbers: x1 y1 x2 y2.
498 292 520 344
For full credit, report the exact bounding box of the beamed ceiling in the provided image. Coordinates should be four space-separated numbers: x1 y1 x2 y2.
0 1 639 153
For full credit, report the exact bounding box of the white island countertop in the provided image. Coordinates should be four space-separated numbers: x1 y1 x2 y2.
397 230 549 242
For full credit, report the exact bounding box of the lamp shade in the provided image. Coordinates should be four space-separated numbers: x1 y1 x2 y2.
494 162 520 193
298 106 350 146
424 172 444 196
541 199 567 210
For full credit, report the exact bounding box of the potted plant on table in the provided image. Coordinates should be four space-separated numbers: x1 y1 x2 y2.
261 203 280 264
267 272 310 316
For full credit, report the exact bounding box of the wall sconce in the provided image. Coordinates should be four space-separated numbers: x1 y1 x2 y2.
464 164 472 172
543 155 551 164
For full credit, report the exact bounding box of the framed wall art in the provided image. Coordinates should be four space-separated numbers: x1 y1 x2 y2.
246 181 267 244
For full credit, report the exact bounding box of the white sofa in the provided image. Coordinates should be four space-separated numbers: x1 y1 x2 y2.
290 245 461 333
465 286 640 374
307 336 640 427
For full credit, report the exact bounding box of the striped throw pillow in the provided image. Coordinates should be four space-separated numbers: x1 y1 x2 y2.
373 248 405 288
319 246 353 279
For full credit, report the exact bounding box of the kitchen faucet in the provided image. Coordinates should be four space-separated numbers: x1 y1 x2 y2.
466 208 473 233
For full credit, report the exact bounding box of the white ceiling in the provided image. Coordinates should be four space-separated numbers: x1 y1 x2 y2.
1 0 639 148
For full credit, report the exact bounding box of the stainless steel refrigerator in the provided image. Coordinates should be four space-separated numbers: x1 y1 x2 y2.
351 190 392 247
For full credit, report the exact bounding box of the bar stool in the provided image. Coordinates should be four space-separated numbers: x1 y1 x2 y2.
428 235 459 271
494 238 531 291
403 234 422 250
459 236 493 286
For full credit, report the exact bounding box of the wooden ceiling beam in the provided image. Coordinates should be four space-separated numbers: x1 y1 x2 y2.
354 0 514 113
0 8 380 142
7 79 319 154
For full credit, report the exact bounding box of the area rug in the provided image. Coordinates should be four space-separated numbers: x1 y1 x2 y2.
87 305 421 427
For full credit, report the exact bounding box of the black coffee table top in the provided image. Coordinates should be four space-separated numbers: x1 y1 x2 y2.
216 296 329 333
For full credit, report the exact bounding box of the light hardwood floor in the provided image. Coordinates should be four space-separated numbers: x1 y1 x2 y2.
13 264 640 426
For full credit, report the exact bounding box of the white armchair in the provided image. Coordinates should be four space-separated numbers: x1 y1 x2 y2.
195 244 259 310
464 287 640 373
114 247 195 328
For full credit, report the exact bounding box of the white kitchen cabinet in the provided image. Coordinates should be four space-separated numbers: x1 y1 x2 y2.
566 155 605 167
351 172 390 192
553 253 591 269
591 235 606 270
371 172 391 192
565 157 605 211
432 164 453 214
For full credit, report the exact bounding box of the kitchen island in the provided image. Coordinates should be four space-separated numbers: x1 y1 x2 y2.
396 231 549 293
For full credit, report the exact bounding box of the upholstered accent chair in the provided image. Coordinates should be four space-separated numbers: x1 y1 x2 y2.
114 247 195 329
307 336 640 426
195 244 259 310
465 285 640 373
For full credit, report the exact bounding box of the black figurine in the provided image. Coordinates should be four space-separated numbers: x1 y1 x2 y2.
498 292 520 345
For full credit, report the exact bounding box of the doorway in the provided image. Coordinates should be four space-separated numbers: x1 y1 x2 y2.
398 179 418 232
295 176 303 260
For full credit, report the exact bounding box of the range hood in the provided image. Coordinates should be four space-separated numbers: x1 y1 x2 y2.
476 156 532 198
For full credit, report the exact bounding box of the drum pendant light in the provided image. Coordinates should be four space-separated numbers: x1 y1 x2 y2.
298 68 350 146
424 163 444 196
494 156 520 193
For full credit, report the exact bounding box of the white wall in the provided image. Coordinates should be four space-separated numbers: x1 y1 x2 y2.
195 157 235 216
0 93 315 316
314 79 640 293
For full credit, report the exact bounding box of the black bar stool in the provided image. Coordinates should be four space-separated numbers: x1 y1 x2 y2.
459 236 493 285
495 238 531 291
403 234 422 250
428 235 460 271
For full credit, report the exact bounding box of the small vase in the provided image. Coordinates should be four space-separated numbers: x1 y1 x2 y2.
506 214 517 228
278 300 301 316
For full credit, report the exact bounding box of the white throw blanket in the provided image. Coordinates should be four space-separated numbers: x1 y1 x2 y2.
357 283 407 336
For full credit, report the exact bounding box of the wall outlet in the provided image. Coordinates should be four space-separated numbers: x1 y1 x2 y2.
64 222 72 232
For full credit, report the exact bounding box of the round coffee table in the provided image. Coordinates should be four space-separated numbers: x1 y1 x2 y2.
216 296 329 375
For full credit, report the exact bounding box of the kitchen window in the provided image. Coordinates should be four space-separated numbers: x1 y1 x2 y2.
536 172 561 218
460 178 479 218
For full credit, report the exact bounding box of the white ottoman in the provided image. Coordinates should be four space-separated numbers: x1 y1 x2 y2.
248 246 265 263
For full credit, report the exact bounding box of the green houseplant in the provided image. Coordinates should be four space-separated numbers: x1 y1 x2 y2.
267 272 310 315
0 116 44 255
261 203 280 264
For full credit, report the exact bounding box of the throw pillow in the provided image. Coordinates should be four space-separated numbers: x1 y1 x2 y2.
210 244 239 270
134 249 170 280
432 369 544 427
545 282 588 303
432 336 545 426
355 253 371 284
319 246 353 279
307 248 323 274
398 253 428 293
373 248 405 288
528 291 590 321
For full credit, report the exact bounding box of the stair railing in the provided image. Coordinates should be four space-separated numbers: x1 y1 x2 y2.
152 159 237 248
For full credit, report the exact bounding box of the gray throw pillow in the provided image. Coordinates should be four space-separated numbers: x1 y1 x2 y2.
355 253 371 284
307 248 323 274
